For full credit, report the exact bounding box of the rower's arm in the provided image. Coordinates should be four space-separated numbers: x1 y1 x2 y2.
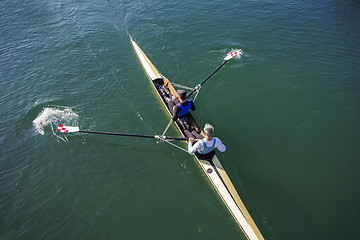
215 137 226 152
172 105 181 121
190 101 195 111
188 141 203 154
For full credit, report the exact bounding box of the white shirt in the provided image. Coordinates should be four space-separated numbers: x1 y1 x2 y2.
188 137 226 155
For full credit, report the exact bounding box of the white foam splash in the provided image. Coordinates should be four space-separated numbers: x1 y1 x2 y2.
33 107 79 135
224 49 243 60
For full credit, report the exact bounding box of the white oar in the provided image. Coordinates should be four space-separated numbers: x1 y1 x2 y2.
186 49 243 98
56 125 187 141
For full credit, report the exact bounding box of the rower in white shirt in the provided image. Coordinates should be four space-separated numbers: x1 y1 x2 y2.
188 123 226 159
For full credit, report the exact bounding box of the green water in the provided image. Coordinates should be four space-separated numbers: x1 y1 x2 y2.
1 0 360 239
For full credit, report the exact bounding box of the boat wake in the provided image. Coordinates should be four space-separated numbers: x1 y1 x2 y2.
33 107 79 141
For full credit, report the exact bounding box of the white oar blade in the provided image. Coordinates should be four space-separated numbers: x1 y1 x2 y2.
56 125 80 133
224 49 243 60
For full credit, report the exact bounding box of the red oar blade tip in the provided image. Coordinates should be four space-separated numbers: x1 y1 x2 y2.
56 125 80 133
224 49 243 60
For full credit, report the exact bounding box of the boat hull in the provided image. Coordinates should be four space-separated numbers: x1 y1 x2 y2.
130 37 264 240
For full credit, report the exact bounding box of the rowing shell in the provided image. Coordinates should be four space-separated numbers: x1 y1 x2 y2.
130 37 264 240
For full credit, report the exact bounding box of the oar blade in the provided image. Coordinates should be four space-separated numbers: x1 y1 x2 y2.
56 125 80 133
224 49 243 60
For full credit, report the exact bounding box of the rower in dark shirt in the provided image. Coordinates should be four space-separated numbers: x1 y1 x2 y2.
171 89 195 121
161 89 197 138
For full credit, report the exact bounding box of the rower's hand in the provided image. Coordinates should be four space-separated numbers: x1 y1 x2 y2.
189 137 195 143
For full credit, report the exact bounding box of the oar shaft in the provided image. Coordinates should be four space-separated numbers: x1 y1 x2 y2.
78 130 187 141
186 60 228 98
79 130 154 138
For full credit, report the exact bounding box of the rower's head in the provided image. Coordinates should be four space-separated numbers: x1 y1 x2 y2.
203 123 214 137
177 89 187 101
